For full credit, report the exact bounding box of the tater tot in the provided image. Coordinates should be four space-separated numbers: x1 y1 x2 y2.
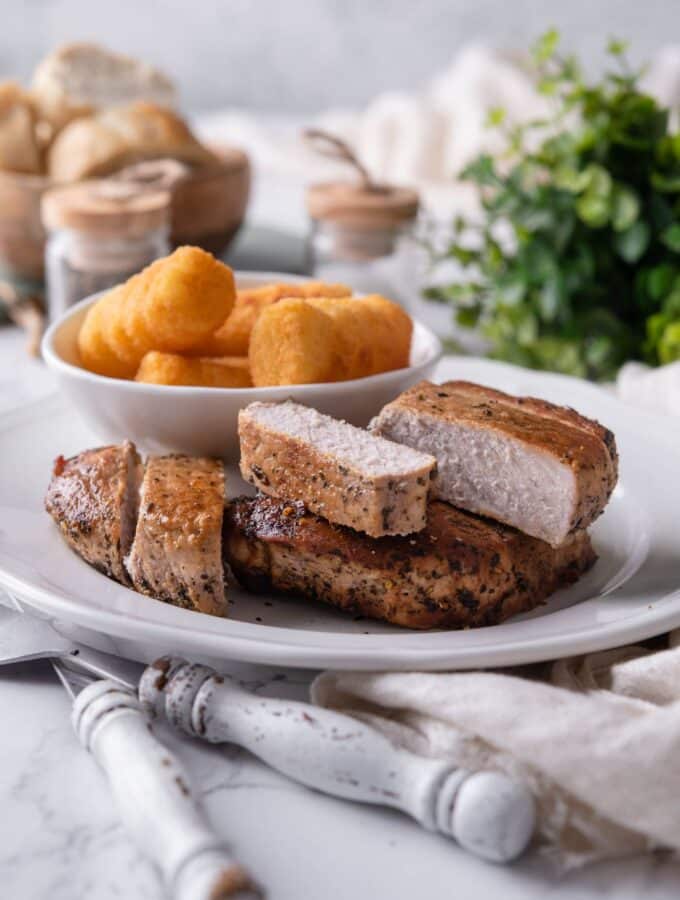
135 352 252 387
77 286 137 379
249 298 339 386
77 246 236 379
139 246 235 350
103 270 155 370
358 294 413 372
307 295 412 379
193 281 352 357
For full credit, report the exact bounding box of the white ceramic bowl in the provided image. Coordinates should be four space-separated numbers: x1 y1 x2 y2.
42 272 443 461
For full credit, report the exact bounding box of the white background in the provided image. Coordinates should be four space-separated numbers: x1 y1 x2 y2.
3 0 676 112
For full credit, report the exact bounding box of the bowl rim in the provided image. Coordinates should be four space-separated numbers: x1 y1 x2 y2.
41 271 444 397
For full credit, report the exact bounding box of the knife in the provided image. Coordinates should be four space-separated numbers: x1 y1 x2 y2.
1 601 261 900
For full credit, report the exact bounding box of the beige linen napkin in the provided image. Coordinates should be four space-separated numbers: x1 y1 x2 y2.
312 636 680 868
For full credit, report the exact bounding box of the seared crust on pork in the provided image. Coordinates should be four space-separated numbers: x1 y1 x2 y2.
45 442 142 584
224 495 596 629
125 454 227 615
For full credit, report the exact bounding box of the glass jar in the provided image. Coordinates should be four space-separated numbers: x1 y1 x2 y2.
42 181 171 321
306 181 420 307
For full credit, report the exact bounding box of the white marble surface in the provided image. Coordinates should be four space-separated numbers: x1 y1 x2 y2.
1 319 679 899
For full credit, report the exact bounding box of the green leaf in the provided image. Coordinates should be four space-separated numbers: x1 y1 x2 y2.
486 106 506 128
447 245 479 266
663 288 680 317
532 28 560 64
584 164 613 198
575 164 613 227
456 306 481 328
516 311 539 345
658 321 680 364
460 155 498 186
537 275 565 322
538 78 558 96
492 275 526 307
647 264 676 300
423 282 483 304
611 185 640 231
576 194 610 227
553 166 592 193
607 38 629 56
651 172 680 193
614 221 650 262
661 224 680 253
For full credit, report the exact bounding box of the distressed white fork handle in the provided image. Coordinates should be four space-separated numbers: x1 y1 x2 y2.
73 680 262 900
140 659 536 864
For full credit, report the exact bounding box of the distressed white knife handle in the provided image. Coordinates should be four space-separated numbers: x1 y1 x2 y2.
141 660 535 863
72 680 262 899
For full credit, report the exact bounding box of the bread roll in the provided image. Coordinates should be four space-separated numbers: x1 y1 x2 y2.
31 42 176 130
47 101 217 182
0 82 42 174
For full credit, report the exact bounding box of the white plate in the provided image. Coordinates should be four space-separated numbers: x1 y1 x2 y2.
1 358 679 670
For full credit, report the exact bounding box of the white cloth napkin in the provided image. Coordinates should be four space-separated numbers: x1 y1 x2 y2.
617 361 680 417
313 636 680 868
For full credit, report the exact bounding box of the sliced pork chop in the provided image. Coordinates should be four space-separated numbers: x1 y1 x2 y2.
239 400 436 537
45 441 142 584
125 454 227 615
371 380 618 546
223 495 596 630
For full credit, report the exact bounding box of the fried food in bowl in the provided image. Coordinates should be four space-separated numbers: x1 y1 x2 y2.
249 297 340 386
306 295 412 381
43 271 442 460
193 280 351 357
136 351 251 387
77 246 235 378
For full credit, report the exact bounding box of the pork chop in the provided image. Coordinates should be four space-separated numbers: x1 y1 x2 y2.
45 441 142 584
223 495 596 630
239 400 436 537
125 454 227 615
371 380 618 546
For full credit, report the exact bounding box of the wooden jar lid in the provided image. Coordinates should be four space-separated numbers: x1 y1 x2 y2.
41 181 170 238
306 181 419 230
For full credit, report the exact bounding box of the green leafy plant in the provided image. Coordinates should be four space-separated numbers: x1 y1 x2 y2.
425 31 680 380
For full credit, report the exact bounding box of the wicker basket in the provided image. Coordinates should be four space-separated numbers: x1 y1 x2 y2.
0 145 250 299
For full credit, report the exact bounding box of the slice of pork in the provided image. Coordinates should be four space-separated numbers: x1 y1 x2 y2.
371 380 618 547
239 400 436 537
125 454 227 616
45 441 142 584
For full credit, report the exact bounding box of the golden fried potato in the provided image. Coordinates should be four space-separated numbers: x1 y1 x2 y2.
135 352 252 388
359 294 413 372
193 281 351 357
77 286 137 379
249 298 340 386
307 295 413 379
139 246 235 349
103 269 156 371
77 246 236 379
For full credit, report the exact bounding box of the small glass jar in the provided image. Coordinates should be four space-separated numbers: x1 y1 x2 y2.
306 181 420 306
42 181 171 321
